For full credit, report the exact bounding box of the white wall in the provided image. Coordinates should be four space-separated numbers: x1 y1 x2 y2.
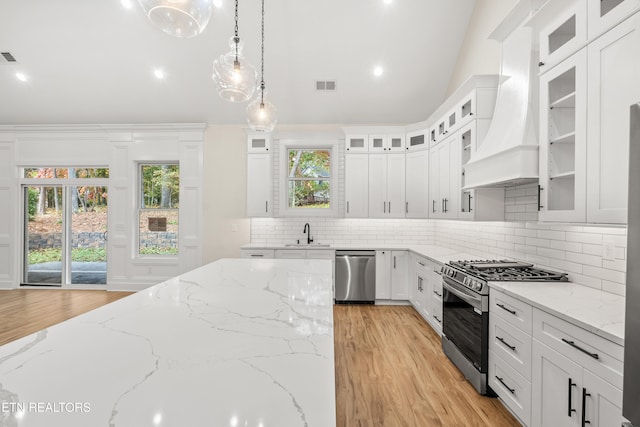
446 0 519 96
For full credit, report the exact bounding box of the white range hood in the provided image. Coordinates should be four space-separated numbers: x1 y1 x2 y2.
463 25 539 189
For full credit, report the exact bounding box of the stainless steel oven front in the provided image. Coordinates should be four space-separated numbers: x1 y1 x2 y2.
441 274 491 395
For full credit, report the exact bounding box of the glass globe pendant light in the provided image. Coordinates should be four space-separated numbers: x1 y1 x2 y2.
247 0 277 132
212 0 257 103
138 0 213 38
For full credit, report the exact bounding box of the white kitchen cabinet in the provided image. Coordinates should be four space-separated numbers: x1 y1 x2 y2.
275 249 306 259
368 153 406 218
406 129 429 152
345 154 369 217
405 150 429 218
411 255 442 333
531 308 625 427
429 134 459 219
345 135 369 153
375 250 409 301
458 119 505 220
458 88 498 126
428 264 443 335
588 0 640 39
412 255 428 314
369 134 405 152
247 134 271 153
537 0 587 72
240 249 275 259
539 49 587 222
247 153 273 217
586 12 640 223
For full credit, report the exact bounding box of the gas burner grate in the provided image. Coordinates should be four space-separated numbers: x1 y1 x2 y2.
448 259 568 282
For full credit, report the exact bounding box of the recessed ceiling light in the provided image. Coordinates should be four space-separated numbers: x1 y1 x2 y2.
213 0 223 8
373 66 384 77
154 68 165 79
15 72 27 82
383 0 393 4
120 0 134 9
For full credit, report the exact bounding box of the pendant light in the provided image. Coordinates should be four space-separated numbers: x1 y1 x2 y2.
138 0 213 38
212 0 257 103
246 0 277 132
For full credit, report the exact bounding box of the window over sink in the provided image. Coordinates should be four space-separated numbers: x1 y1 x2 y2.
279 139 339 217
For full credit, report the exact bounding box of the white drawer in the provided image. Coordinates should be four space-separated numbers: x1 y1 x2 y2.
490 289 533 334
240 249 274 259
489 351 531 427
432 279 443 300
275 249 306 259
431 302 443 335
533 308 624 389
306 250 335 260
490 314 532 381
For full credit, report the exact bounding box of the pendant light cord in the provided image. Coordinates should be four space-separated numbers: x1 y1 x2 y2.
234 0 239 63
260 0 265 105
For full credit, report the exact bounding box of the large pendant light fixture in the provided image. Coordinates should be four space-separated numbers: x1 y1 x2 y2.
212 0 257 103
138 0 213 38
246 0 277 132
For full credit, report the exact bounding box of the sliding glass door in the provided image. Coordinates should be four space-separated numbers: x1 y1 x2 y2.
23 173 108 286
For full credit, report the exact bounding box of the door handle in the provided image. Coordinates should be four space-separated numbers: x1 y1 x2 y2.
383 201 386 213
496 336 516 351
432 200 436 213
568 378 576 417
581 388 591 427
496 303 516 315
538 185 544 211
265 201 268 212
561 338 599 360
388 202 391 213
495 376 515 394
393 255 396 269
406 201 408 214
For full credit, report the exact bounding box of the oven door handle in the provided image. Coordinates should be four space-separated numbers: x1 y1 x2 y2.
442 278 482 310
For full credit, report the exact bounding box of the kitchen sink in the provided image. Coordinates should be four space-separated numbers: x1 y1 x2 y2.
284 243 331 248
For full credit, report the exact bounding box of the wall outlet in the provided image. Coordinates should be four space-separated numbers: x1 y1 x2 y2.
602 239 615 261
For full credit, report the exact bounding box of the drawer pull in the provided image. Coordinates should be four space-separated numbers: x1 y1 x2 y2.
250 254 264 257
581 387 591 427
495 376 515 394
418 261 426 267
561 338 600 360
433 290 442 298
433 315 441 324
496 336 516 351
496 303 516 315
568 378 577 417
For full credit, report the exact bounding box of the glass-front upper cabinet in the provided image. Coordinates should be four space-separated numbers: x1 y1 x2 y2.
588 0 640 39
537 0 587 71
345 135 369 153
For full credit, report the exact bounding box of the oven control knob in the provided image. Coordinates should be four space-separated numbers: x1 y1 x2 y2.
474 282 482 291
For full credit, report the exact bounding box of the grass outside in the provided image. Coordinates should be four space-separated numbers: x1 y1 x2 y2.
28 247 178 264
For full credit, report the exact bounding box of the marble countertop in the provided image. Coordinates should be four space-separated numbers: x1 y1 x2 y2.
241 242 477 265
489 281 625 346
0 259 336 427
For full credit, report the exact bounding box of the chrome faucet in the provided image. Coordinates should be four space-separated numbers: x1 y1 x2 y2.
303 223 313 245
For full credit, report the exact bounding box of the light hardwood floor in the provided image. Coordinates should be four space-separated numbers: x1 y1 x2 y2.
334 305 520 427
0 289 132 346
0 291 520 426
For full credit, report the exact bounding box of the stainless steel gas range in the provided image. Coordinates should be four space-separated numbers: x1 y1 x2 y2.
440 260 568 395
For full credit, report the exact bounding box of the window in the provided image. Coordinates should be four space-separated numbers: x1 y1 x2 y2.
279 139 338 217
138 164 179 256
287 149 331 209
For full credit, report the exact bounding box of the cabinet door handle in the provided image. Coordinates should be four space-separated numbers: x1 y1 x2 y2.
468 193 473 212
561 338 600 360
389 202 391 213
393 255 396 269
581 388 591 427
496 303 517 315
432 200 436 213
495 376 515 394
406 201 408 214
433 290 442 298
496 336 516 351
265 201 268 212
250 254 264 257
347 201 350 214
538 185 544 210
443 198 448 213
384 201 386 213
568 378 577 417
433 315 441 324
418 276 423 291
538 61 545 67
417 261 425 267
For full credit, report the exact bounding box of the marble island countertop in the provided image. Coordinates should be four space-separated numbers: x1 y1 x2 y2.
0 259 336 427
489 281 626 346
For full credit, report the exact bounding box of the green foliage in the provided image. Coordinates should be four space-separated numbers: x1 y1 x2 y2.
27 188 39 221
288 150 331 208
141 164 180 209
139 247 178 255
28 248 107 264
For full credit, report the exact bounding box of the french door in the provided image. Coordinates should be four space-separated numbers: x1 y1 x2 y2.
23 185 108 286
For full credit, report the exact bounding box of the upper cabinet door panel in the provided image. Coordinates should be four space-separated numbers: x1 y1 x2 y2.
588 0 640 39
345 135 369 153
586 12 640 223
538 0 587 71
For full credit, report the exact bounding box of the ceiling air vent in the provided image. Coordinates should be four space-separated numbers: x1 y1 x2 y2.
1 52 17 63
315 80 336 91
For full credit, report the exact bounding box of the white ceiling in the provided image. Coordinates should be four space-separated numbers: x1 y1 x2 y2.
0 0 476 126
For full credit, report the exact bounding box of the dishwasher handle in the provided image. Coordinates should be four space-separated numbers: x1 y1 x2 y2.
336 250 376 257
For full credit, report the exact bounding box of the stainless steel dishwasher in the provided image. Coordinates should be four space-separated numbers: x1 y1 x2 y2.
334 250 376 304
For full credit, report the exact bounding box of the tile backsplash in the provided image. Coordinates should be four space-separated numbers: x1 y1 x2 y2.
250 217 627 296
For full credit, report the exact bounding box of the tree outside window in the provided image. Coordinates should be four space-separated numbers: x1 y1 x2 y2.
287 149 331 209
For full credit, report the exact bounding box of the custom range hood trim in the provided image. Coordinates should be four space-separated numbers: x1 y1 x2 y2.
463 22 540 189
